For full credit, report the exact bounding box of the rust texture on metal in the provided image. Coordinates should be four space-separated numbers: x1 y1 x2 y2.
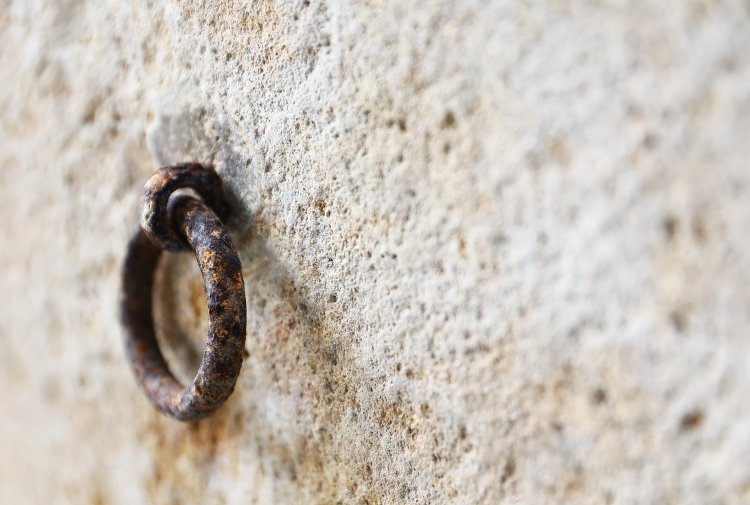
139 163 230 252
121 165 246 421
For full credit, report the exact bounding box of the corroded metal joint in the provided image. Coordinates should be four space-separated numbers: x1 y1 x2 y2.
140 163 230 252
121 164 246 421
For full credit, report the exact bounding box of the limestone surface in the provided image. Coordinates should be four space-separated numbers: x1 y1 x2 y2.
1 1 750 504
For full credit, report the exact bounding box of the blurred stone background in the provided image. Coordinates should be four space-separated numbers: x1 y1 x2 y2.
1 1 749 504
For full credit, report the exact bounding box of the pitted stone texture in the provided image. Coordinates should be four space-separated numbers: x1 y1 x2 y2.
1 1 750 504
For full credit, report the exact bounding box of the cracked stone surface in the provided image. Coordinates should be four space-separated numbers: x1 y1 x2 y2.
1 1 750 504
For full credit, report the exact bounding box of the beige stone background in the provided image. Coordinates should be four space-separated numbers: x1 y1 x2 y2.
1 1 750 504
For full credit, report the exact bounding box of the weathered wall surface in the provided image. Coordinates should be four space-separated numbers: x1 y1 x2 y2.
1 1 750 503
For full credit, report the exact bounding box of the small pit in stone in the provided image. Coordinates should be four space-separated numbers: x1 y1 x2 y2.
679 409 705 431
662 215 678 241
440 111 457 129
669 309 688 333
591 388 608 405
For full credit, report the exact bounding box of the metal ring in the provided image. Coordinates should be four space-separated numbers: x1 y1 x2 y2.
121 169 246 421
140 163 230 252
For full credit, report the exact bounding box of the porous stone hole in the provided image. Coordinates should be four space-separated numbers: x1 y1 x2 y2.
669 309 688 334
458 424 467 440
153 250 209 384
591 388 608 405
314 199 327 215
386 117 407 131
679 409 705 432
440 111 457 129
662 215 678 242
500 456 516 483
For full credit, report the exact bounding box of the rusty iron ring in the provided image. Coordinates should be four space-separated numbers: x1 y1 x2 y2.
121 168 246 421
140 163 230 252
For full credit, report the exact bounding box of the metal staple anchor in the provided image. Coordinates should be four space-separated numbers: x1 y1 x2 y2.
120 163 246 421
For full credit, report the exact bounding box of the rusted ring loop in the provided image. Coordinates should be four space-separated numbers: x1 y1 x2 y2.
140 163 230 252
121 193 246 421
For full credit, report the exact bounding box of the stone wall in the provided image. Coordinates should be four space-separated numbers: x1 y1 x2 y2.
1 1 750 503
